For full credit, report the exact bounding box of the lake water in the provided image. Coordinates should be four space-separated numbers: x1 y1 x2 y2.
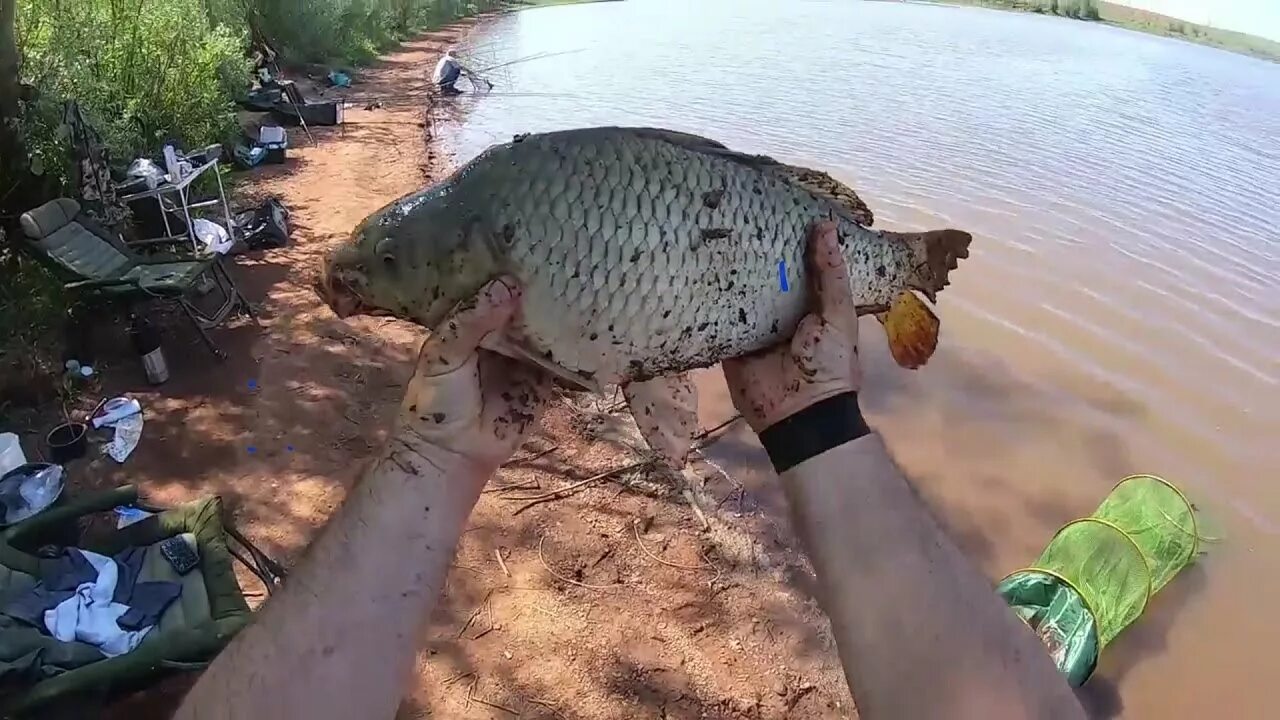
437 1 1280 716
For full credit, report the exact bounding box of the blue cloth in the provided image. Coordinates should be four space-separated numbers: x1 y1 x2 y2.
3 548 181 635
438 64 461 88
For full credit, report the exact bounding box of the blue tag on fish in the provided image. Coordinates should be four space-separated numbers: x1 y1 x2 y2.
779 261 789 292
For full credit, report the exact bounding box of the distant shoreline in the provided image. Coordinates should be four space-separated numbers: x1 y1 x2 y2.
509 0 624 8
912 0 1280 63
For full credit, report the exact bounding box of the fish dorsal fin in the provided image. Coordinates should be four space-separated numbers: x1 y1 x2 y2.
763 164 874 227
612 128 875 227
611 127 731 152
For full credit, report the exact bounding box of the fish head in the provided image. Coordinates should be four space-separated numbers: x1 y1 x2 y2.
317 186 498 329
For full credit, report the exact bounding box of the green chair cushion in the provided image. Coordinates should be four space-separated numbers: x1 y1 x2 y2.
137 534 213 643
31 223 132 282
18 199 80 240
0 496 252 716
114 262 209 295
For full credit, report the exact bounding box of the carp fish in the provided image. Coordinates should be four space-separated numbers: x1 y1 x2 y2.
318 127 971 465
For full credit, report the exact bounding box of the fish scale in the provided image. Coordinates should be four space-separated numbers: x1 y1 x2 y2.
482 131 822 378
320 126 971 387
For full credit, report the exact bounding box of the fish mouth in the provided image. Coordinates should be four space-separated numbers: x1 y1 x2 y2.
315 267 376 319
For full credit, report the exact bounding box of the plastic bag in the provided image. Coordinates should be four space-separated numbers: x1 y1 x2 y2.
193 218 234 255
0 464 64 524
126 158 167 190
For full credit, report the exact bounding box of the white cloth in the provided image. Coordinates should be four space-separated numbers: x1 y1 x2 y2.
44 550 152 657
432 55 460 84
102 412 144 463
193 218 234 256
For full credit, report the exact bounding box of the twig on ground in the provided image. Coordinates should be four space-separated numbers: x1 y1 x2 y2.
456 588 495 638
715 485 746 511
469 591 499 640
482 479 540 494
442 670 474 687
682 487 711 531
787 682 817 710
537 534 622 589
509 459 652 515
527 698 563 718
529 604 560 619
501 444 559 467
466 678 519 715
632 520 711 571
692 414 743 448
494 547 510 577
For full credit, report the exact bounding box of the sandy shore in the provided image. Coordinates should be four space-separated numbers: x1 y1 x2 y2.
76 17 854 719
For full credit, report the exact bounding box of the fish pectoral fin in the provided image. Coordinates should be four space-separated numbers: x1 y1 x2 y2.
478 333 602 394
623 373 699 468
879 291 940 369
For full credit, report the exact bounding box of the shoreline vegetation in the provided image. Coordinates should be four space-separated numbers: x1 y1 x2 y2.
2 0 1275 405
0 0 552 406
931 0 1280 63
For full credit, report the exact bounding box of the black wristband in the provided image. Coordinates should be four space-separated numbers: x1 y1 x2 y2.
758 392 871 473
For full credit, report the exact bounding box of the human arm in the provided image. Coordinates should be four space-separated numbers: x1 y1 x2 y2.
453 59 493 90
723 223 1084 720
174 279 551 720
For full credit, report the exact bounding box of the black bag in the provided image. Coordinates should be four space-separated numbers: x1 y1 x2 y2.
234 198 291 251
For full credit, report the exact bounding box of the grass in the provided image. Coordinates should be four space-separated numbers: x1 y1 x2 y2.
934 0 1280 62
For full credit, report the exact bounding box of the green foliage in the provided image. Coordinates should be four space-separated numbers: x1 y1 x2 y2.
17 0 248 180
3 0 506 402
224 0 507 64
0 239 69 407
971 0 1100 21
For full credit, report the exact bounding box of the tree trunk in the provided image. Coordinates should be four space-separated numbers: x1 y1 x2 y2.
0 0 38 231
0 0 19 123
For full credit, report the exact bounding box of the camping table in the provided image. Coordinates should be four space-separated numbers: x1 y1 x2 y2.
118 158 237 252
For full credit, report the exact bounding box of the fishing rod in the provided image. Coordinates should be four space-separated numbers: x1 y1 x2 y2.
346 92 581 101
468 48 585 75
456 38 515 55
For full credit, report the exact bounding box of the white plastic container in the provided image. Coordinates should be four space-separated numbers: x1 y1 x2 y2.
163 144 182 183
0 433 26 477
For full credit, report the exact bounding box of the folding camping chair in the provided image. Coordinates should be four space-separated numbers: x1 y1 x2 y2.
0 485 284 717
19 198 254 360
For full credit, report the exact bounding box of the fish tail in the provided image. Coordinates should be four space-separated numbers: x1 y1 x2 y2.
875 228 972 369
890 228 972 302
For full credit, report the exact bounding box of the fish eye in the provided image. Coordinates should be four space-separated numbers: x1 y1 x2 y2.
374 237 396 267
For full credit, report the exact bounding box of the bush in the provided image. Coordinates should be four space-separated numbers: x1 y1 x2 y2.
225 0 505 64
0 240 69 408
3 0 502 405
17 0 248 176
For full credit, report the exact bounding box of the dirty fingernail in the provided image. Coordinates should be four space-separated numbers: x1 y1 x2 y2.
483 277 516 306
818 232 840 263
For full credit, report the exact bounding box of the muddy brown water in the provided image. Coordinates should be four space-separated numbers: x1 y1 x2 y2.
432 1 1280 717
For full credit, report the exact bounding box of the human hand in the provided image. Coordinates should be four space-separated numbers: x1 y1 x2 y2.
391 278 553 476
722 221 862 434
